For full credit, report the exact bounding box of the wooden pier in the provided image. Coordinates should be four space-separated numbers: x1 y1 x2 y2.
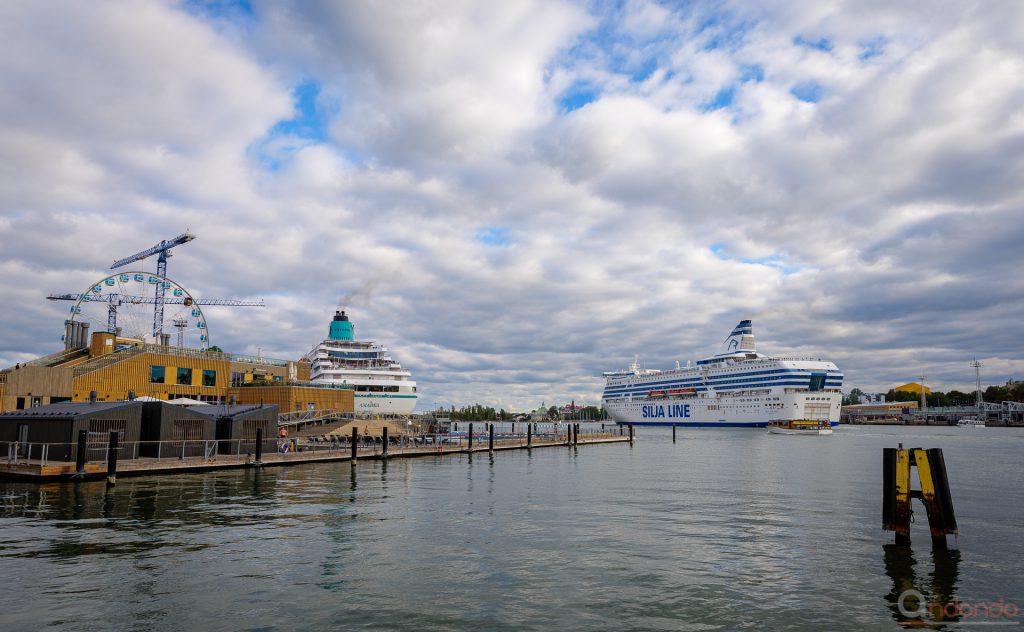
0 428 632 481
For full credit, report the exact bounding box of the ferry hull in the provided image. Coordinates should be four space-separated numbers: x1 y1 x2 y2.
611 420 840 428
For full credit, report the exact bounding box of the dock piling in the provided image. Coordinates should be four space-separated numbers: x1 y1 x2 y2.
75 429 87 474
527 423 532 448
628 425 634 444
672 424 676 443
468 423 474 453
382 426 388 459
488 424 494 453
105 430 119 486
254 428 263 465
351 427 358 462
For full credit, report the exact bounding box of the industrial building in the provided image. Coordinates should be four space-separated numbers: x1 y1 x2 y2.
840 401 918 424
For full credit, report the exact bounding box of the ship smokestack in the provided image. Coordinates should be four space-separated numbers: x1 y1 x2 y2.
329 310 354 341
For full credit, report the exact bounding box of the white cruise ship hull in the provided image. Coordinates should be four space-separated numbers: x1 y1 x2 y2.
355 393 418 415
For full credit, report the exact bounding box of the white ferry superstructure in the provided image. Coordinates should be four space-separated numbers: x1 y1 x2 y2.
601 320 843 428
304 311 418 415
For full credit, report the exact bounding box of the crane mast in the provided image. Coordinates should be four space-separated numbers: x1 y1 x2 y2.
110 232 195 340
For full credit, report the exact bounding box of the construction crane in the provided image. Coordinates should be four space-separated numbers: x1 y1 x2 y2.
47 293 265 307
110 232 196 338
46 293 264 339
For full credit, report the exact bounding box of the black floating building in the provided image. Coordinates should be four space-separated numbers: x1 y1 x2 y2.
139 401 218 458
0 401 142 462
197 404 278 455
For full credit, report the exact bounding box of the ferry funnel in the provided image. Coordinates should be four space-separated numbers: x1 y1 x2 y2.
719 319 755 356
329 310 354 341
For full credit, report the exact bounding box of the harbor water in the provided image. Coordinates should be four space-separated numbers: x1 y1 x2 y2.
1 425 1021 631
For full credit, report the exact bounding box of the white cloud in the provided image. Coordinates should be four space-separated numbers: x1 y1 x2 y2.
1 0 1023 409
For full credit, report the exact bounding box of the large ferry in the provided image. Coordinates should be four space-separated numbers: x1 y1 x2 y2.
601 320 842 428
304 311 418 415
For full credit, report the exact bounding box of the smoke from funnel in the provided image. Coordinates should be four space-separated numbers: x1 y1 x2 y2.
337 278 380 310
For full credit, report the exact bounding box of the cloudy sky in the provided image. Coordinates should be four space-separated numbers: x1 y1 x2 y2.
1 0 1022 410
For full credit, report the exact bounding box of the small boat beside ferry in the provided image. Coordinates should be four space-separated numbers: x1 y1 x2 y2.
956 417 985 428
767 420 833 435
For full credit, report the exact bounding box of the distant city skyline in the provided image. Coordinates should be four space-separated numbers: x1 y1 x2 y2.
1 1 1022 410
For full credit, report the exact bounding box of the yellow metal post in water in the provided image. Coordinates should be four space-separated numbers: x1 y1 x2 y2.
883 447 958 549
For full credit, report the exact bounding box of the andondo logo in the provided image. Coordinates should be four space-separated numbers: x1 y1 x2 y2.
898 589 1020 625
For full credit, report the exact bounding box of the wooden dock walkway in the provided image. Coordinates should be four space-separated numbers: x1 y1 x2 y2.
0 432 632 481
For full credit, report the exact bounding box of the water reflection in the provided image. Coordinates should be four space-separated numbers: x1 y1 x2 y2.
883 544 961 628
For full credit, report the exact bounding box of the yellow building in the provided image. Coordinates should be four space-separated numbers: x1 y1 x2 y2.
228 385 352 414
0 332 348 416
894 382 931 395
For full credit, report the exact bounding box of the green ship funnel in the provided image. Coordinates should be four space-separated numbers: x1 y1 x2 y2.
329 310 354 341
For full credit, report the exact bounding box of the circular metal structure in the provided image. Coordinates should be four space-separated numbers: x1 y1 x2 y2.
63 271 210 350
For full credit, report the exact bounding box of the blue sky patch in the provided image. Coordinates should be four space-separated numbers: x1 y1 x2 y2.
560 83 600 113
181 0 254 21
251 79 336 171
698 10 758 52
475 227 510 247
790 81 823 103
702 84 736 112
271 80 329 142
793 35 833 52
711 244 800 275
739 64 764 83
858 36 887 61
740 255 801 276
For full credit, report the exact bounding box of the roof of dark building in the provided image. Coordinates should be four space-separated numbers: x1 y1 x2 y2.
0 401 142 418
192 404 278 419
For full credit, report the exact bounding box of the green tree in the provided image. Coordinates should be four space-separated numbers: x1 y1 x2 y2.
886 389 918 403
844 388 864 405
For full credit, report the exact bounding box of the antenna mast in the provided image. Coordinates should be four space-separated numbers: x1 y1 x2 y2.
971 360 983 420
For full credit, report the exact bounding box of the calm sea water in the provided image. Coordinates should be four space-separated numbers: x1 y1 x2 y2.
1 425 1021 631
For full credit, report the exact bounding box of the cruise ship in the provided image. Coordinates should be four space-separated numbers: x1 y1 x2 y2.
601 320 842 428
304 311 418 415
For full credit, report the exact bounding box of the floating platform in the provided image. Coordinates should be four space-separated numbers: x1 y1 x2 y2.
0 431 631 481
